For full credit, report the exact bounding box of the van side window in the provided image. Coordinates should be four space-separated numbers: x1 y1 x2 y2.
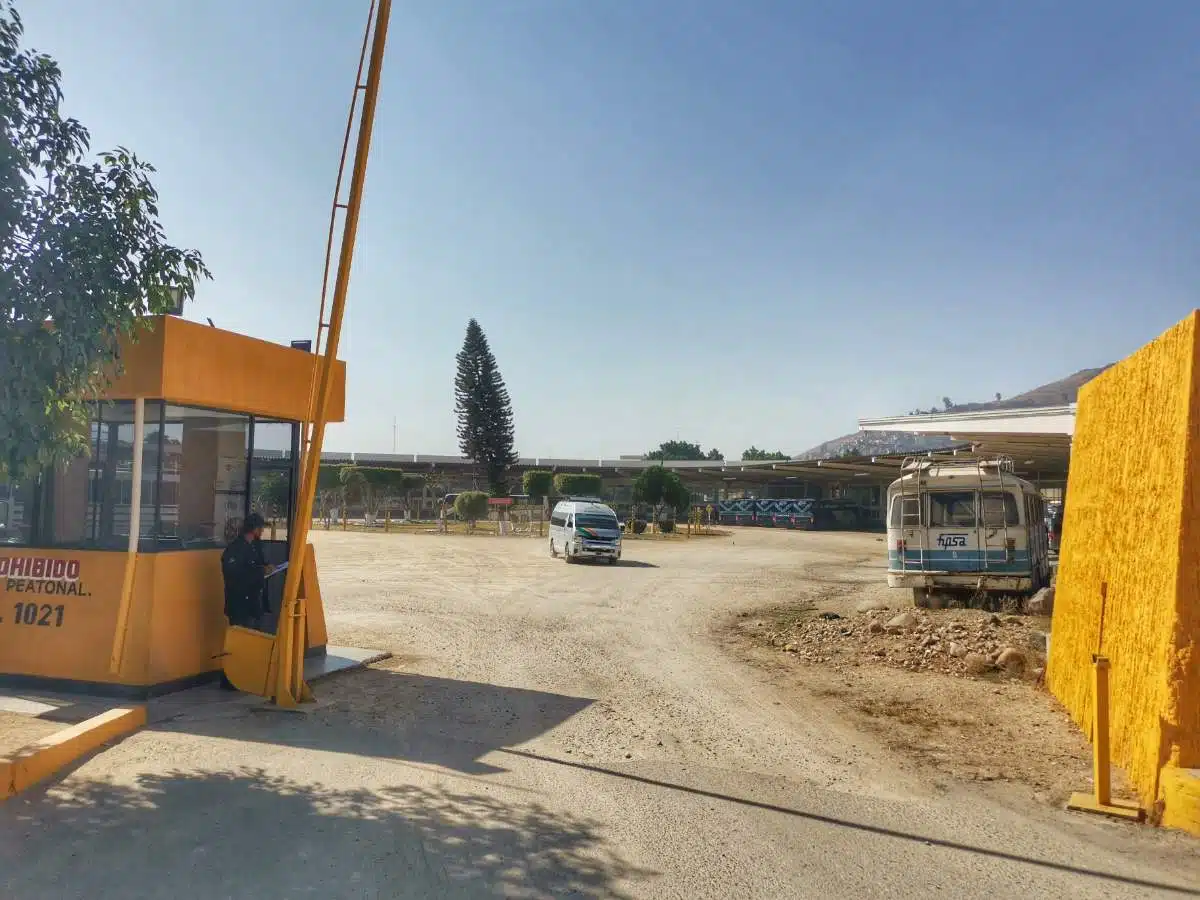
550 512 566 527
980 492 1020 527
928 492 976 528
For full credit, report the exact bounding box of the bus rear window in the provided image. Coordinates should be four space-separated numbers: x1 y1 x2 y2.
980 492 1020 527
929 492 976 527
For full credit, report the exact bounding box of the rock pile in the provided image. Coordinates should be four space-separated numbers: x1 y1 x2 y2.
767 607 1047 680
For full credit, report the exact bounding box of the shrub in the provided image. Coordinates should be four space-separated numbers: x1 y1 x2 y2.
554 473 602 497
523 470 555 504
454 491 490 527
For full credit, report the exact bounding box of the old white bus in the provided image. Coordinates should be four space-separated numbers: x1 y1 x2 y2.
886 458 1051 606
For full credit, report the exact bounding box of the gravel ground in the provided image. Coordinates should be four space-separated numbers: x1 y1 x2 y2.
2 528 1198 898
0 712 62 757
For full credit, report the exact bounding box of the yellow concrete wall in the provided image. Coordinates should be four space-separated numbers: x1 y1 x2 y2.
1048 311 1200 816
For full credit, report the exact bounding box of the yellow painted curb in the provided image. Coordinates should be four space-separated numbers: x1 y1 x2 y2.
1160 766 1200 836
1 706 146 800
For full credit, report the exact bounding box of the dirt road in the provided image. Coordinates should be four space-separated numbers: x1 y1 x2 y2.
3 528 1198 898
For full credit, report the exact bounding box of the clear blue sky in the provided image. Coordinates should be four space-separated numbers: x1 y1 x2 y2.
22 1 1199 458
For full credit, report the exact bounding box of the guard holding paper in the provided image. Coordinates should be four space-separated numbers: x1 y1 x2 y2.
221 512 275 629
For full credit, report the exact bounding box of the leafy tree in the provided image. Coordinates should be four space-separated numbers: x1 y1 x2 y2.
554 473 602 497
454 319 517 496
632 466 690 524
942 397 954 411
523 469 555 532
252 472 290 519
454 490 490 528
522 470 555 503
705 448 724 461
742 446 789 461
645 440 704 461
315 464 343 526
0 6 208 478
338 466 423 524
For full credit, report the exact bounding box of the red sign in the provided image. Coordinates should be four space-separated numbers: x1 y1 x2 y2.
488 497 514 506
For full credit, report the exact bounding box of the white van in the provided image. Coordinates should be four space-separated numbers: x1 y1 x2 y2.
549 498 623 565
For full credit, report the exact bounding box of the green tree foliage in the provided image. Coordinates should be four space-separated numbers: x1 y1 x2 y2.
741 446 789 461
0 5 208 478
454 490 490 527
553 473 602 497
252 472 290 519
338 466 423 521
705 448 724 461
645 440 704 461
454 319 517 496
632 466 690 520
522 470 555 503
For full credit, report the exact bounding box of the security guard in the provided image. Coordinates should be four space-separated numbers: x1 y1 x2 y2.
221 512 273 629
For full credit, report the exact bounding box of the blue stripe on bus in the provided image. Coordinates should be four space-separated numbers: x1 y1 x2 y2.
888 553 1031 562
888 550 1031 573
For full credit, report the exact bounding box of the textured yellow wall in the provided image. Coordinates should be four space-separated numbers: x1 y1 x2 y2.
1048 312 1200 817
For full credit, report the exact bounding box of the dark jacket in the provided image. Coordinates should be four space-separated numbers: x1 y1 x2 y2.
221 536 267 624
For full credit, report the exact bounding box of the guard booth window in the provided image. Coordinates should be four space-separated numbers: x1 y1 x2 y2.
248 419 296 542
0 479 36 545
161 405 250 548
26 402 298 552
41 402 164 550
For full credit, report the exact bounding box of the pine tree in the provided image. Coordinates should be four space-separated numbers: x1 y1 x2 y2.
454 319 517 495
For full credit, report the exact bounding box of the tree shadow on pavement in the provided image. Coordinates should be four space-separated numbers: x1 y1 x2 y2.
156 667 595 776
0 766 653 900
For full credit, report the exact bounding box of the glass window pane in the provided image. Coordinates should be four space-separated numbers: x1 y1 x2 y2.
76 401 162 550
166 405 250 548
250 419 295 541
929 492 976 527
0 478 34 545
889 496 921 527
980 492 1020 527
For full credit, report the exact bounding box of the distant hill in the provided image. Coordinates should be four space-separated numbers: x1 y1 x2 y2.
936 367 1110 413
794 431 956 461
795 367 1109 461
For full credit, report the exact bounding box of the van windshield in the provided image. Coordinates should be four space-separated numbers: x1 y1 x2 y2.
576 514 619 530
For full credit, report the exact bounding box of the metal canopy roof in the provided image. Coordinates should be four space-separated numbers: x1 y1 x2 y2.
858 405 1075 484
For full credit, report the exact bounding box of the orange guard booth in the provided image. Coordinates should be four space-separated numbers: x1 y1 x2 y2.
0 316 344 697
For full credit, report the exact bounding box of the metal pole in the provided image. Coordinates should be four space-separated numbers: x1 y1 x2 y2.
110 396 145 673
1092 655 1112 806
274 0 392 706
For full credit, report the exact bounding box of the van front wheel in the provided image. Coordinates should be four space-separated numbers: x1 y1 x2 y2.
549 540 557 558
